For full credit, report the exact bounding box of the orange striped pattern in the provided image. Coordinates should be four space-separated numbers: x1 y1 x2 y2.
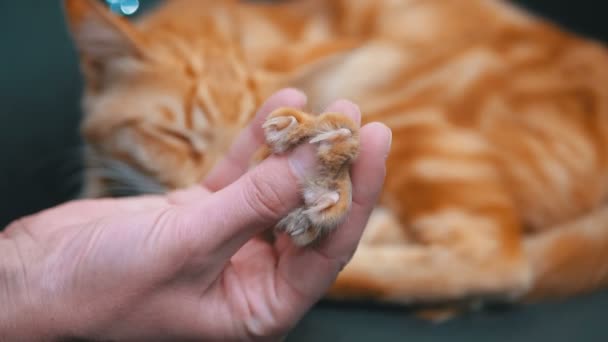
64 0 608 314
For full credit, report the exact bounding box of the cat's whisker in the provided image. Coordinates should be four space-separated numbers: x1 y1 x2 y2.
83 157 167 196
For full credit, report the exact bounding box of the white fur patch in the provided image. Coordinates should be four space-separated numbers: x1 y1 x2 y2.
304 192 340 214
303 183 331 205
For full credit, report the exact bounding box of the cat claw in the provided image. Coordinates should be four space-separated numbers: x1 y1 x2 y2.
289 226 308 236
310 128 352 144
278 209 311 236
304 191 340 214
263 115 300 152
262 109 359 247
262 116 297 131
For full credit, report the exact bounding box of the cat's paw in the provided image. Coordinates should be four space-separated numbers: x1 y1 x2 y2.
277 186 349 247
302 182 348 227
262 108 360 247
277 208 310 236
262 108 315 153
310 112 360 169
277 208 325 247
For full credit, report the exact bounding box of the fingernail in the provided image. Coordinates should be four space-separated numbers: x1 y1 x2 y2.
288 145 317 180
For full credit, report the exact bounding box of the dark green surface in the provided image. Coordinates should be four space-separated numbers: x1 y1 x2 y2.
290 294 608 341
1 1 607 341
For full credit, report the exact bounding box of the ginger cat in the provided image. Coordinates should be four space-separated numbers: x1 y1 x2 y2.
63 0 608 318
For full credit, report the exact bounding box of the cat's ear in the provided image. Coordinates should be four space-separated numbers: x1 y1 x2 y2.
63 0 145 63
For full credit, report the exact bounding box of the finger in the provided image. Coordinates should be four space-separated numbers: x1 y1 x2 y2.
274 122 392 301
174 144 318 263
166 186 213 205
317 122 391 258
323 99 361 125
9 196 168 234
204 88 307 191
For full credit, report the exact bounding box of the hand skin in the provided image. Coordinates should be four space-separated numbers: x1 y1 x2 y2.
0 89 391 342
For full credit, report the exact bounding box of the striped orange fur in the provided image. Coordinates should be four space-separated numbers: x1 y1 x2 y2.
63 0 608 319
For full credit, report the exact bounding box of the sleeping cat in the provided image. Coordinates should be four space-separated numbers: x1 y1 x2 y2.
63 0 608 318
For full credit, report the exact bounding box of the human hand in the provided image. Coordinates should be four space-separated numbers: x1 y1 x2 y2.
0 89 391 341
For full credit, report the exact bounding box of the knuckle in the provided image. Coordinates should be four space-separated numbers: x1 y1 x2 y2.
242 173 292 223
156 208 196 262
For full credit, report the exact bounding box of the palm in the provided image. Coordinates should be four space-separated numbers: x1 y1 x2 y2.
217 237 312 337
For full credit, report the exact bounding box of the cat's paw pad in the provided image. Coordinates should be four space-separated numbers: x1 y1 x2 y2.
262 108 314 153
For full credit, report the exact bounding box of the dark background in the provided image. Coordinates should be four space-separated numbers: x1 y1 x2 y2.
1 1 607 341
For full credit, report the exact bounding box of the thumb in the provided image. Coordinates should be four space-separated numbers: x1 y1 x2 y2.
175 145 317 259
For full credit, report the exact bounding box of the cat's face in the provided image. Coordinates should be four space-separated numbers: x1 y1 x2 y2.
64 0 267 196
